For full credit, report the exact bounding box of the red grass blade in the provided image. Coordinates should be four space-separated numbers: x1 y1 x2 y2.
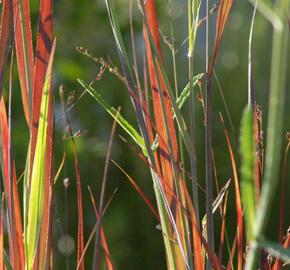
13 0 35 124
88 187 114 270
208 0 233 76
59 87 84 270
0 0 13 96
220 113 243 270
0 97 25 270
183 184 204 270
112 160 160 221
30 0 53 163
143 0 179 206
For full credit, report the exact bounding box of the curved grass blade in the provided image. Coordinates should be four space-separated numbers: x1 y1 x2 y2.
78 79 146 155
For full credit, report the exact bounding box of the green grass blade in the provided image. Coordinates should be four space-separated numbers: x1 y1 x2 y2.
25 40 56 270
78 79 146 155
240 107 255 238
245 1 290 268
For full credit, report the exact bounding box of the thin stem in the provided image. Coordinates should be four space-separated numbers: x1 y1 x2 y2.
92 109 120 270
205 0 214 269
188 0 200 230
248 0 257 108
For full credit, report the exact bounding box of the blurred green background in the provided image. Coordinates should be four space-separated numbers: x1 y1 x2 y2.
9 0 290 269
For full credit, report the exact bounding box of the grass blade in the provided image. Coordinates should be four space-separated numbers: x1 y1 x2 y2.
0 0 13 97
77 79 146 154
32 2 54 267
30 0 53 174
0 97 25 270
208 0 233 75
13 0 35 124
240 107 256 239
220 113 243 269
88 187 114 270
59 86 85 270
25 40 56 270
245 1 290 268
112 160 159 220
92 108 119 270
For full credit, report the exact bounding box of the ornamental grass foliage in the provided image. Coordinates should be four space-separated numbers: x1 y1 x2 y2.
0 0 289 269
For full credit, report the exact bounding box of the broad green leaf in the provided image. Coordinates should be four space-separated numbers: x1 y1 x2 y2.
78 79 146 155
25 40 56 270
240 107 255 238
258 239 290 263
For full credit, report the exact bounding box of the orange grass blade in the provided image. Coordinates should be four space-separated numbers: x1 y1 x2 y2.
183 184 204 270
0 0 13 96
13 0 35 124
142 5 191 266
112 160 160 221
88 187 114 270
0 97 25 270
143 0 178 206
220 113 243 270
208 0 233 76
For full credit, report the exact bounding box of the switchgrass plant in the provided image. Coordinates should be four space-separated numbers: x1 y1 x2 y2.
79 0 290 269
0 0 289 269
